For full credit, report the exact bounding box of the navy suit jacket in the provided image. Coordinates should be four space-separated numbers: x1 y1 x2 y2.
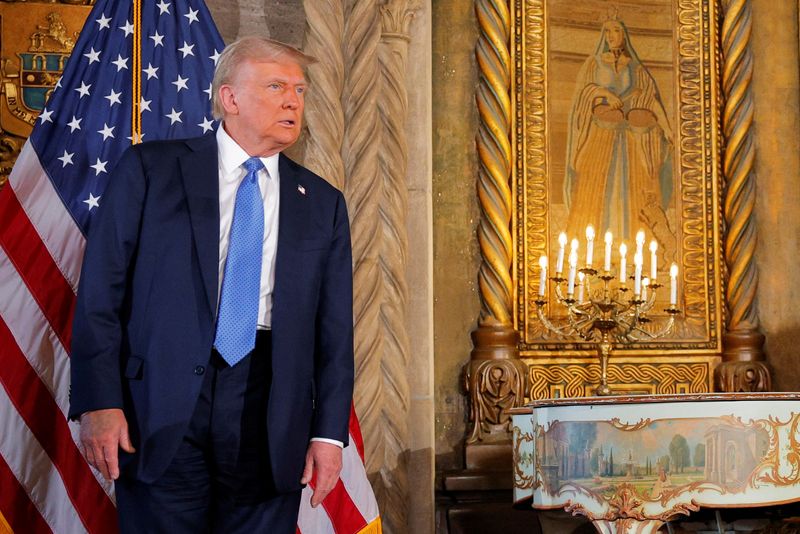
69 133 354 492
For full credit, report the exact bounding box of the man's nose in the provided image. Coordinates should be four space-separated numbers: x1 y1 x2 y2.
283 90 300 109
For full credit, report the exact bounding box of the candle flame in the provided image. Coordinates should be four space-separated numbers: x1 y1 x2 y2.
585 225 595 240
604 231 612 244
670 263 679 277
570 238 579 252
559 232 568 247
619 243 627 256
636 230 645 245
539 255 548 268
649 240 658 252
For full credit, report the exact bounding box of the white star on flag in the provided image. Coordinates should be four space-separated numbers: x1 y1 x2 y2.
172 75 189 92
90 158 108 175
105 89 122 107
96 14 112 30
83 193 101 210
210 49 221 65
179 42 195 58
112 55 129 71
198 117 214 133
84 47 101 64
140 97 152 112
166 108 183 125
204 82 213 99
75 81 91 98
57 150 74 167
67 115 82 132
127 132 146 143
150 31 165 47
119 20 134 37
184 7 200 24
157 0 171 15
38 108 53 123
143 63 159 80
97 123 115 140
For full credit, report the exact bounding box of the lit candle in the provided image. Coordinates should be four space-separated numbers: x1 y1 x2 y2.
634 252 643 296
570 238 579 259
585 225 595 267
642 277 650 301
567 250 578 295
556 232 567 274
538 255 548 297
635 230 645 257
649 240 658 281
619 243 628 284
670 263 679 306
604 231 613 272
577 272 585 303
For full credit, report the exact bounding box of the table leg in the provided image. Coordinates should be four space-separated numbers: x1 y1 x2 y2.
592 518 663 534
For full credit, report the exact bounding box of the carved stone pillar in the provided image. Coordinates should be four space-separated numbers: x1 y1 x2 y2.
463 0 527 468
716 0 771 391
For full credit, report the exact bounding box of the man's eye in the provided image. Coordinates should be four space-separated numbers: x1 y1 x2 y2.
269 83 281 90
296 87 306 95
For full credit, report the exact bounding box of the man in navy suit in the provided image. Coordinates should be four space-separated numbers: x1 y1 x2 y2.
69 36 354 533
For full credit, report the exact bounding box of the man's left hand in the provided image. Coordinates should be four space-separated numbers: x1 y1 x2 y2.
301 441 342 507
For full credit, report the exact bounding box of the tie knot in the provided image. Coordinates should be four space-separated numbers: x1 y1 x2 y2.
243 156 264 174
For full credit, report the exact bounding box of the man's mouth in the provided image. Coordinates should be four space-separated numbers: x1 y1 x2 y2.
279 120 296 127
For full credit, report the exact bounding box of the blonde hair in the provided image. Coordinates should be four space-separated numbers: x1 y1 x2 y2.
211 36 316 120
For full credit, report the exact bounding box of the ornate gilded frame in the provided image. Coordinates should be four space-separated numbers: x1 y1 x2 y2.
515 0 722 359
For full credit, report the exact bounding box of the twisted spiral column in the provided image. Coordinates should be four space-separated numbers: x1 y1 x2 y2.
716 0 771 391
301 0 346 189
341 0 385 511
475 0 513 327
465 0 526 452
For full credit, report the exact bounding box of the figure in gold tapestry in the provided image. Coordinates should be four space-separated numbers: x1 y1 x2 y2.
564 18 674 243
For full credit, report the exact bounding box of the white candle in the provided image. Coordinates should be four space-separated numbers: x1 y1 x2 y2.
604 231 613 272
619 243 628 284
634 252 643 296
577 272 585 303
556 232 567 274
649 240 658 281
670 263 679 306
570 238 579 259
585 225 595 267
538 255 548 297
635 230 645 257
642 277 650 301
567 250 578 295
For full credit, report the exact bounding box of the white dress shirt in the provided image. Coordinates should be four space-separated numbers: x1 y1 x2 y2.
215 125 342 449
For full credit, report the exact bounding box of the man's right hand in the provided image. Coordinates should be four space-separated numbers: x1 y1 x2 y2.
78 408 135 481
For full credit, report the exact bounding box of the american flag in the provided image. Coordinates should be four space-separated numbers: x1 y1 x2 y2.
0 1 379 533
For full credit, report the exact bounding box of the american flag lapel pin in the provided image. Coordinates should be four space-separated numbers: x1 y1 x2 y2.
297 184 306 195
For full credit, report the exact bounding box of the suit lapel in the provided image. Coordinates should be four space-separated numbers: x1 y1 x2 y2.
277 154 310 244
179 133 219 315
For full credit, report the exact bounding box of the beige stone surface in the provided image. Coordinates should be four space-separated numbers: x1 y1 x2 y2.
431 0 481 472
750 0 800 391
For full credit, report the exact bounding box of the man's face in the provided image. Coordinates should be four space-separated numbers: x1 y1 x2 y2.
224 57 306 154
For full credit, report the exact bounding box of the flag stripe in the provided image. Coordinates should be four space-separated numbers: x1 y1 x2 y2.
319 478 368 534
0 318 117 534
340 437 380 523
0 188 76 350
8 142 85 290
0 248 114 497
0 447 52 534
349 405 365 463
0 373 86 534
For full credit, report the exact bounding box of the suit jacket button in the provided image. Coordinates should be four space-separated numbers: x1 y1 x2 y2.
194 365 205 375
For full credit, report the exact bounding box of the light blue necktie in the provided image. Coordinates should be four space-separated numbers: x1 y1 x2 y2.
214 157 265 366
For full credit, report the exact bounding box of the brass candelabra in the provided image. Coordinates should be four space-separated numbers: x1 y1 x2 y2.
535 253 680 396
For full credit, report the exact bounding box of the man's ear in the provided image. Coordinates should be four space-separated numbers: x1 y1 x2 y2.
219 85 238 115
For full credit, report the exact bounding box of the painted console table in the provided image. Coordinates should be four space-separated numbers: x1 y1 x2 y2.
511 393 800 533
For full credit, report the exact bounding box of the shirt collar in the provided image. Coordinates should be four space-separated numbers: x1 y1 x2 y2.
216 123 280 183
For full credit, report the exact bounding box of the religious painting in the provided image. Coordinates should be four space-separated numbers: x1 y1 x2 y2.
0 2 93 187
515 0 724 380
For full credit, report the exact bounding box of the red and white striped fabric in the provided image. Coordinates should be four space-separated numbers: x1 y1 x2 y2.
0 141 117 533
297 406 381 534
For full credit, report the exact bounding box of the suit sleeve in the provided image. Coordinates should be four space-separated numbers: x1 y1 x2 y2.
312 190 354 445
69 146 146 420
